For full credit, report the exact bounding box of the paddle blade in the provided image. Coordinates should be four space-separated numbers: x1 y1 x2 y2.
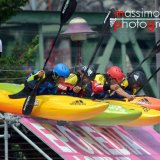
61 0 77 25
22 90 37 115
22 81 40 115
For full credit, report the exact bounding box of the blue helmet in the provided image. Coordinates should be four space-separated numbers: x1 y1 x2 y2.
53 63 70 78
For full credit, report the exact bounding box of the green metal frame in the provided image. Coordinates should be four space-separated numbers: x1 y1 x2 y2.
96 28 158 96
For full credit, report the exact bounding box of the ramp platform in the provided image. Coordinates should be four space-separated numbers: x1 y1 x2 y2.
19 117 160 160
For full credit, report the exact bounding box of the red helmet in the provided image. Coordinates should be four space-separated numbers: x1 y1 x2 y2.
107 66 125 83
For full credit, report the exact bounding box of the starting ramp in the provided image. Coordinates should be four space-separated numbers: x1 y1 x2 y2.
18 117 160 160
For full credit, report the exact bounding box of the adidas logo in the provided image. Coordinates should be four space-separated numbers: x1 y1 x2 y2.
137 98 151 104
141 105 150 112
136 98 150 112
70 100 86 105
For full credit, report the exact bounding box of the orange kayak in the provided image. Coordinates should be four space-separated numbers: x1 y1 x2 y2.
128 96 160 111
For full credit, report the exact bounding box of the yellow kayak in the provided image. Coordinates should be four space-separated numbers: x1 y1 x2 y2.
104 99 160 126
0 83 108 121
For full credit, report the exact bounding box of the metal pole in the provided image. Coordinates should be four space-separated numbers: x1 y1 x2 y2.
12 124 52 160
38 25 44 69
29 0 36 10
121 43 127 74
0 114 4 138
4 120 9 160
0 113 9 160
76 41 82 66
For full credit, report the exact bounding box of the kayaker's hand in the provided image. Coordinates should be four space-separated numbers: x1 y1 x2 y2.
38 70 45 78
73 86 82 93
127 95 135 101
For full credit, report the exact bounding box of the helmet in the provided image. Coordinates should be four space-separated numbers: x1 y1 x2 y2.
107 66 125 83
53 63 70 78
80 65 96 78
128 71 146 88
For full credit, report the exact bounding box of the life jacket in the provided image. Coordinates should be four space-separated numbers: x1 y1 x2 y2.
120 78 137 94
57 82 74 96
91 73 110 99
65 72 81 86
57 72 81 95
57 72 91 97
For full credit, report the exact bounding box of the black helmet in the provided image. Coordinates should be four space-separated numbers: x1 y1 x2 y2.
128 71 146 88
80 65 96 78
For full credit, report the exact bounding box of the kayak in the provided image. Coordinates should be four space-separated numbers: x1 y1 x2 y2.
0 83 24 93
0 83 108 121
105 99 160 126
83 102 142 126
2 83 159 111
0 83 142 126
0 89 108 121
1 83 159 126
128 96 160 111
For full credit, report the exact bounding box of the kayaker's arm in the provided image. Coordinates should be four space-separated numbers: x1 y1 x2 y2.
111 84 135 101
27 70 45 82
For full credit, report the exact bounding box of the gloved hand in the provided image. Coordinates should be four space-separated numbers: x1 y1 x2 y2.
127 95 135 101
38 70 45 78
73 86 82 93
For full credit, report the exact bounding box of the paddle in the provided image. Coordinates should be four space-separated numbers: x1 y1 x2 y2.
128 39 160 76
79 9 115 85
22 0 77 115
135 67 160 95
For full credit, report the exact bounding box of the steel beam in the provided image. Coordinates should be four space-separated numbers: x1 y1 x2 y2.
6 11 106 25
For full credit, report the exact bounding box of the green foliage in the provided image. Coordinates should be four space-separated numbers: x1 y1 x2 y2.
0 36 39 83
0 0 28 23
0 0 36 83
12 36 39 65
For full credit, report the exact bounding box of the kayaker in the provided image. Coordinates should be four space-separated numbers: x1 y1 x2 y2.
57 65 96 97
121 70 146 94
9 63 70 98
91 66 135 101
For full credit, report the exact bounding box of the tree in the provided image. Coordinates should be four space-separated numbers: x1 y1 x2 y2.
0 36 38 83
0 0 38 83
0 0 28 24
